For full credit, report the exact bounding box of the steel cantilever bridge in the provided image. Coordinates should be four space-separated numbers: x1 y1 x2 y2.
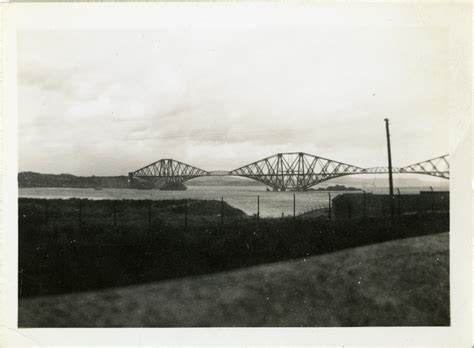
129 152 449 191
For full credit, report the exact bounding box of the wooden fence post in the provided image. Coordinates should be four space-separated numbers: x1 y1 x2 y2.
113 201 117 228
397 188 401 216
328 192 332 221
184 199 188 231
363 190 367 218
257 195 260 222
430 186 434 211
221 197 224 225
148 200 152 234
78 200 82 229
44 200 48 226
293 194 296 221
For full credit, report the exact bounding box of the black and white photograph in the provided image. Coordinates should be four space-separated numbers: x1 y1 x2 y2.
1 1 472 346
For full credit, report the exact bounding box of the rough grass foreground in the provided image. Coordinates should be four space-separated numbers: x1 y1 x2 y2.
19 198 449 298
19 232 450 327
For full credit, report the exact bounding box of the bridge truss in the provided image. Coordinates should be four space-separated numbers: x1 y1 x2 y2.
129 159 208 187
129 153 449 191
400 154 449 179
230 152 365 191
364 154 449 179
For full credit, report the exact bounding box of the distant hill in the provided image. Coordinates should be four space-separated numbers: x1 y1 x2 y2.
18 172 129 189
18 172 264 189
314 184 361 191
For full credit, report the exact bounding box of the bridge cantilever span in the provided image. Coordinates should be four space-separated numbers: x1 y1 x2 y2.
128 153 449 190
363 154 449 179
399 154 449 179
129 159 208 187
230 152 366 191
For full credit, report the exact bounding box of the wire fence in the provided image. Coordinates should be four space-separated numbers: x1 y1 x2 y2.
20 189 449 234
21 195 333 231
18 193 450 298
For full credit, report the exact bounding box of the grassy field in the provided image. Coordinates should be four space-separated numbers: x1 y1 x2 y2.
18 232 450 327
19 198 449 298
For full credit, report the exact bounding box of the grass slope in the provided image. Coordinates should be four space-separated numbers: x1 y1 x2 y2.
19 232 449 327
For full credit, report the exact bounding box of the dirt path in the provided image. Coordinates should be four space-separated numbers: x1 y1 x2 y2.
19 232 449 327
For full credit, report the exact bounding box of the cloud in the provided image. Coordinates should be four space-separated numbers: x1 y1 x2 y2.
18 28 450 175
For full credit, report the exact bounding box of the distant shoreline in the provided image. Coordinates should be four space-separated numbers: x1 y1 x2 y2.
312 184 362 192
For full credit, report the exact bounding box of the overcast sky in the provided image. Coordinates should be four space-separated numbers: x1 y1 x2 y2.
19 23 449 176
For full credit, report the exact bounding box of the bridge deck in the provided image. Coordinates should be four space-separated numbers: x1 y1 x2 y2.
207 171 231 176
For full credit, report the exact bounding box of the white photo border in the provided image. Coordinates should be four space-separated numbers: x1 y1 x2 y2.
1 2 472 346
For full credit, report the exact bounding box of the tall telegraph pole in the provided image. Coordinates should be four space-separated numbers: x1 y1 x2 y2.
384 118 394 218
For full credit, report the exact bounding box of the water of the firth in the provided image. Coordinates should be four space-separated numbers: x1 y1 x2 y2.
18 185 443 217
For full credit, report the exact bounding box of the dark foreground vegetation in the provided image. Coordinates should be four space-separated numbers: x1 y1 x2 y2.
19 198 449 298
19 233 450 327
